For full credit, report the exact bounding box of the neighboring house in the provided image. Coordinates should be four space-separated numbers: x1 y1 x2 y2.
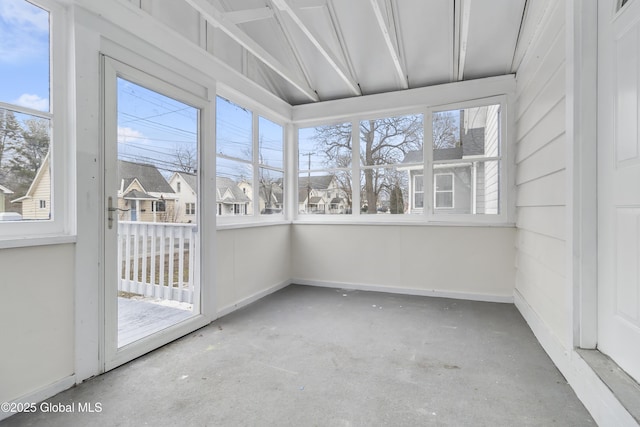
118 160 177 222
168 172 197 223
11 152 51 220
0 184 14 213
238 180 284 214
401 106 500 214
216 176 251 215
298 174 349 214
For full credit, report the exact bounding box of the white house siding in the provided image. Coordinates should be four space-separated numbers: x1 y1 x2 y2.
216 225 291 313
292 225 515 301
483 104 500 214
514 1 569 345
0 244 75 404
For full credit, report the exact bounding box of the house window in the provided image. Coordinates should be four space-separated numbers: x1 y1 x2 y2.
413 174 424 209
0 0 68 236
216 96 284 220
185 202 195 215
176 182 181 192
152 200 166 212
434 174 454 209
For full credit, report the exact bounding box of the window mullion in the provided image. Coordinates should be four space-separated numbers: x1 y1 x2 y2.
425 109 433 220
252 112 259 216
351 119 360 216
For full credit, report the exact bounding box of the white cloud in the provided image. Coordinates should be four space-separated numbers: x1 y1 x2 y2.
13 93 48 111
118 126 147 144
0 0 49 64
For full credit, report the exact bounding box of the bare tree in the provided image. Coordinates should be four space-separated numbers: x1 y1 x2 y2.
432 111 460 149
313 115 422 213
175 145 197 173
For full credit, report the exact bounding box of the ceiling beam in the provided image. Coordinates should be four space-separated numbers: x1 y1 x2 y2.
454 0 471 81
270 0 361 96
369 0 408 89
185 0 320 102
222 7 274 25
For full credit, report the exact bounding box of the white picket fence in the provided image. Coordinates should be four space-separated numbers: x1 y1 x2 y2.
118 221 197 304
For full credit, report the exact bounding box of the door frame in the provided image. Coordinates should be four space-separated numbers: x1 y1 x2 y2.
567 0 598 350
101 53 215 371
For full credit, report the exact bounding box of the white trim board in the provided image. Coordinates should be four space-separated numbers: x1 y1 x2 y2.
216 279 292 318
0 375 76 422
294 279 514 304
514 290 639 427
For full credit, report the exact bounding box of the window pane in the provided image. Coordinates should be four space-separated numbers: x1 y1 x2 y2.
117 78 199 224
360 114 423 167
433 104 501 159
216 96 252 162
259 116 283 169
0 108 50 220
216 157 252 216
433 161 500 215
259 168 283 215
0 0 50 112
360 166 413 215
298 171 352 215
299 124 352 170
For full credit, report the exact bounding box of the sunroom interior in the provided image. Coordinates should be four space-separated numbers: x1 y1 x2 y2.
1 0 639 425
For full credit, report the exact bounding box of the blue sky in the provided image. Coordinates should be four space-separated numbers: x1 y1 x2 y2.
0 0 50 112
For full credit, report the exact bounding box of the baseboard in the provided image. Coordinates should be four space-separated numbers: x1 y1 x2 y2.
0 375 76 422
216 279 292 318
514 290 639 427
293 279 514 304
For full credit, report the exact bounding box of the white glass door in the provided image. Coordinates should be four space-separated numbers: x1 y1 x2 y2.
103 56 211 370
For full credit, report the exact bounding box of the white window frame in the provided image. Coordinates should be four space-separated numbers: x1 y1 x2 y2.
0 0 72 245
434 173 454 209
426 96 508 223
293 93 511 225
215 92 286 227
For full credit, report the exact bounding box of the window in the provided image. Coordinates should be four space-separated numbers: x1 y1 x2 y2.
152 200 166 212
176 182 181 192
216 96 284 220
434 174 454 209
413 174 424 209
0 0 67 235
298 114 424 216
298 123 353 215
185 202 195 215
296 98 507 222
431 103 502 216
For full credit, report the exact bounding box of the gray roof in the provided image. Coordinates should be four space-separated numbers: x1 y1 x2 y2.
216 176 251 203
123 190 157 200
402 129 486 164
178 173 198 194
298 175 334 190
119 160 174 194
260 182 283 204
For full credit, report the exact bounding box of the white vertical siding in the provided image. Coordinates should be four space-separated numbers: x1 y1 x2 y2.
484 104 500 213
514 1 568 342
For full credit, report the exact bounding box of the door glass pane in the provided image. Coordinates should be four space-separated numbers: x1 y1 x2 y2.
116 77 199 348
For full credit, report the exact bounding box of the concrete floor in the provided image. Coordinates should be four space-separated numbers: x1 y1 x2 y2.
2 285 594 426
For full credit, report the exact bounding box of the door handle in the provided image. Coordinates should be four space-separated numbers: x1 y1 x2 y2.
107 196 129 229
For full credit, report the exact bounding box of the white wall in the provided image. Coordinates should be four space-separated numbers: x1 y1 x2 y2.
513 0 570 346
0 244 75 404
292 224 516 301
216 225 291 314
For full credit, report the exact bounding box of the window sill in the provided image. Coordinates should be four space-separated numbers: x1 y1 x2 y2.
293 217 516 228
0 234 77 250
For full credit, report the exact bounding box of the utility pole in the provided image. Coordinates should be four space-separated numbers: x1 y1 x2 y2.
301 152 315 213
